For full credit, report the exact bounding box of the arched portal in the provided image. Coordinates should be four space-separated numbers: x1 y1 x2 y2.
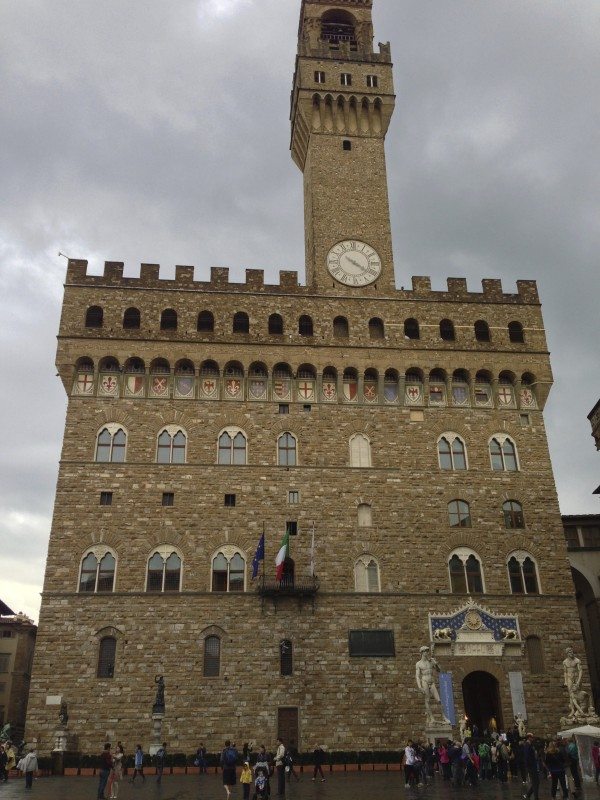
462 671 503 733
571 566 600 708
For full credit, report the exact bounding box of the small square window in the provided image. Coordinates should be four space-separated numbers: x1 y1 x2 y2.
519 413 531 427
343 140 352 151
341 73 352 86
279 404 289 415
314 71 325 84
286 520 298 536
100 492 113 506
288 490 300 504
224 494 236 507
302 405 312 412
1 632 12 639
0 683 5 693
366 75 378 88
162 492 174 507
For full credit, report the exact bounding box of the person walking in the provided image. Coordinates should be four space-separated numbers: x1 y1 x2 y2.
312 744 326 782
20 746 38 791
109 742 124 799
220 739 238 800
544 740 568 800
284 743 300 783
98 743 112 800
275 737 286 797
155 742 167 784
131 744 145 784
403 740 416 787
438 742 451 781
523 733 539 800
566 736 582 794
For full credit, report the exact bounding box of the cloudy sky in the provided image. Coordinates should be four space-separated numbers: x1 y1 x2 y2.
1 0 598 622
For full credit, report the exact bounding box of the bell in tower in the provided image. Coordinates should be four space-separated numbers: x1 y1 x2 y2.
291 0 396 293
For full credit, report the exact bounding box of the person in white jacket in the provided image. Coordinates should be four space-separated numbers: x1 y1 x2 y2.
20 747 38 790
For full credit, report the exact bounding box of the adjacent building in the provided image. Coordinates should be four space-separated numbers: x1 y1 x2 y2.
26 0 589 754
0 603 37 743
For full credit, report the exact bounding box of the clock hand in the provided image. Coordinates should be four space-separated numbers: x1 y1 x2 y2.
346 257 365 270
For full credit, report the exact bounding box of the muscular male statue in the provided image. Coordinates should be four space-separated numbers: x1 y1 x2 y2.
415 646 450 725
563 647 584 717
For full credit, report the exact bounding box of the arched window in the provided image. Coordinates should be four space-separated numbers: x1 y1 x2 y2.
280 639 293 676
349 433 371 467
526 635 544 674
368 318 384 340
233 311 249 334
452 369 470 406
357 503 372 527
404 318 420 340
299 315 313 336
507 552 540 595
384 369 399 402
508 321 525 343
197 310 214 332
85 306 103 328
123 307 140 329
333 316 349 338
354 556 380 593
440 319 455 341
503 500 525 529
268 313 284 335
218 428 247 465
204 635 221 677
156 427 187 464
489 436 518 471
438 434 467 470
97 636 116 678
474 320 490 342
278 433 297 467
95 425 127 463
160 309 177 330
79 550 116 593
146 547 182 592
448 500 471 528
474 370 493 405
449 550 484 594
321 9 357 48
212 550 245 592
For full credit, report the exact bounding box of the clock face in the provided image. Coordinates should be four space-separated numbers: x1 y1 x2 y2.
327 240 382 287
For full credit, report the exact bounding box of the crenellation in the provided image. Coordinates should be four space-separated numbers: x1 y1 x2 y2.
104 261 124 280
481 278 504 299
447 278 468 295
517 280 540 303
279 270 300 289
175 264 195 283
210 266 230 286
140 263 160 282
411 276 432 295
246 268 265 289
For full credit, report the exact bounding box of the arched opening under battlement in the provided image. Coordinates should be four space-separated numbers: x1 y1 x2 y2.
321 9 357 49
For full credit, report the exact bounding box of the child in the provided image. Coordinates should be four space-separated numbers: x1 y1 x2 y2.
240 761 252 800
253 766 269 800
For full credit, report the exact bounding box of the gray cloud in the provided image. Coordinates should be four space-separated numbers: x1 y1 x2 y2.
1 0 598 620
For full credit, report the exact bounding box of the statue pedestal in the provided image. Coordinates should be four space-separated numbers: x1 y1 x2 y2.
149 713 164 756
53 728 68 752
424 721 453 744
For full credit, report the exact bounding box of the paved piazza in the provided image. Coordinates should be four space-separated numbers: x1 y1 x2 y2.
0 773 598 800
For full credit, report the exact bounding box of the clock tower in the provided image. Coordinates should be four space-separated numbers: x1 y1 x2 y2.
291 0 396 292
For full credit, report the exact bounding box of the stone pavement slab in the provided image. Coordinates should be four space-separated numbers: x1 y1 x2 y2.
0 774 598 800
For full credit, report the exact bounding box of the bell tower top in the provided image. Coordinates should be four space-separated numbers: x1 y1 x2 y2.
298 0 378 59
291 0 396 293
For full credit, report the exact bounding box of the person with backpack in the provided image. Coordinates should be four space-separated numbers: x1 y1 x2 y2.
155 742 167 785
478 740 491 780
20 745 38 791
220 739 238 799
497 738 509 783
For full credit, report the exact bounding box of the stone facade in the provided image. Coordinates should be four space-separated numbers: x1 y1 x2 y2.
27 0 587 755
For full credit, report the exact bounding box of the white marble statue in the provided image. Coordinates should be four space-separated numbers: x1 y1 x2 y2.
563 647 585 718
515 713 526 738
415 645 450 726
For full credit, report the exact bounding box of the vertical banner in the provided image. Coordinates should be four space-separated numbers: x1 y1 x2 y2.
508 671 527 719
439 672 456 725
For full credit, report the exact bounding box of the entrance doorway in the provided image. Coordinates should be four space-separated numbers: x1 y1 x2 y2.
461 671 503 733
277 707 299 750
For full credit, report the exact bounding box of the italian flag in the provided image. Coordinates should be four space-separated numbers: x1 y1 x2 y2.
275 530 290 581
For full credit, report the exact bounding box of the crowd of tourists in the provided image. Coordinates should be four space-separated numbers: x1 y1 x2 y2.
0 740 38 789
402 727 600 798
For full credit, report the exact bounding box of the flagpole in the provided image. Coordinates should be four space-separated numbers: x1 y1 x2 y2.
262 522 265 589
